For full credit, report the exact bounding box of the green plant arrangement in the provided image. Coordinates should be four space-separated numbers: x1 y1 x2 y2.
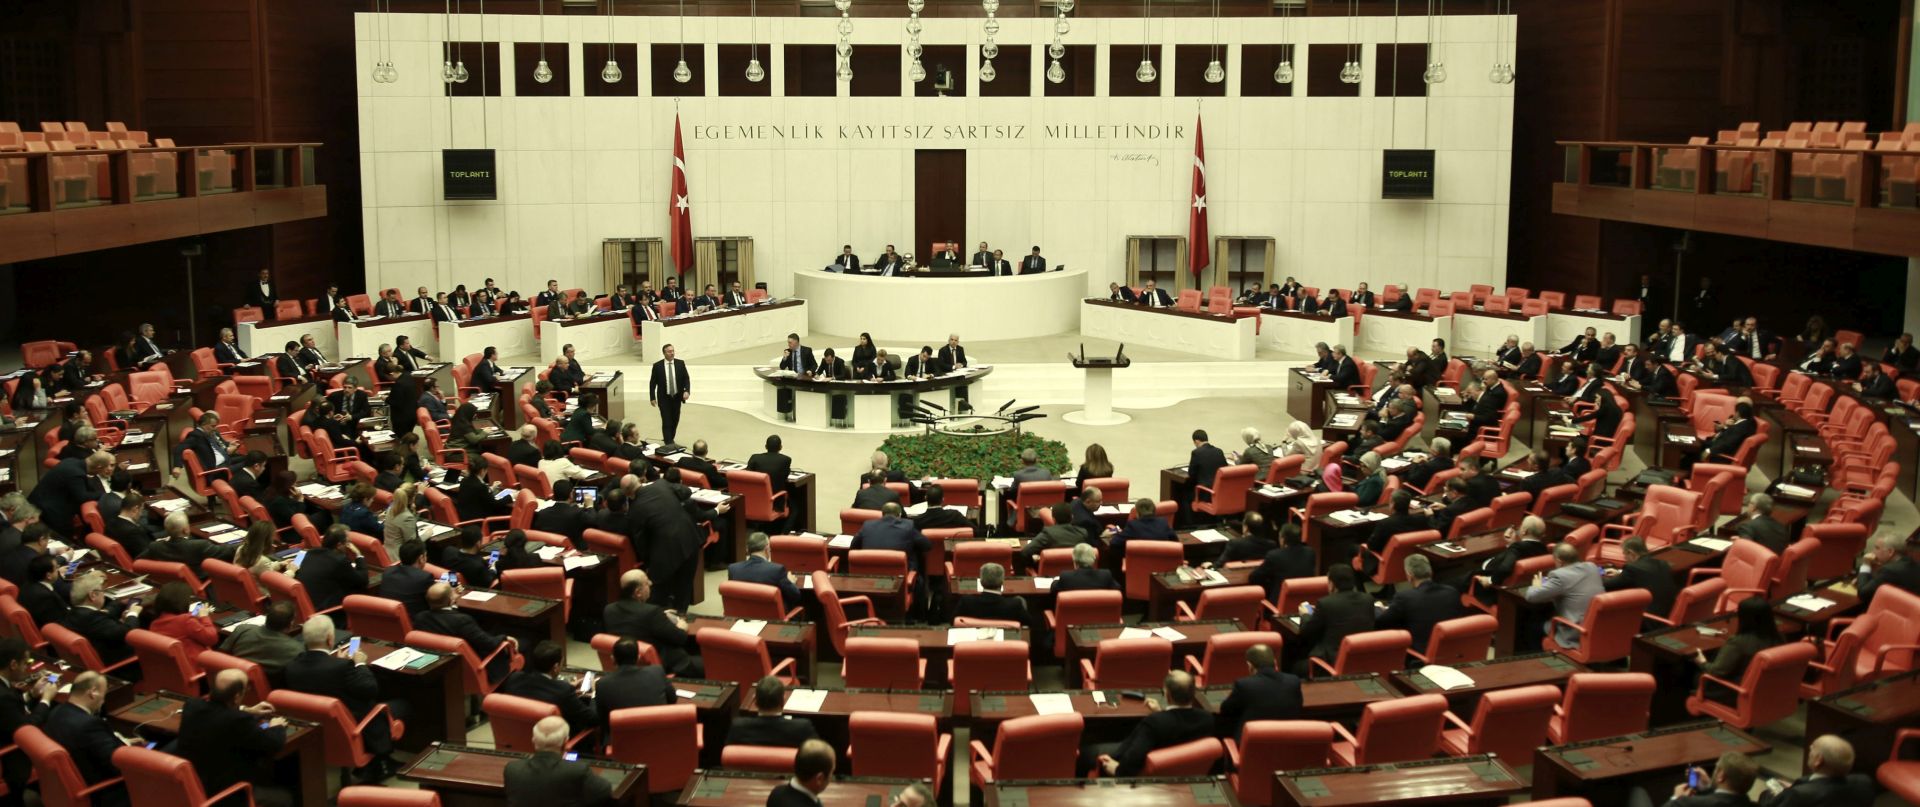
878 431 1071 480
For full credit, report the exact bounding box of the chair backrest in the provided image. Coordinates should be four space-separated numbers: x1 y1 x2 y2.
842 637 925 689
344 594 413 643
1715 542 1780 609
338 786 443 806
1191 630 1284 687
839 508 883 536
720 745 798 774
1802 522 1869 581
719 581 793 623
1568 588 1655 663
1232 721 1335 806
1724 642 1818 727
1636 486 1703 548
606 704 702 793
1422 614 1498 666
20 722 104 807
1090 637 1174 688
1666 578 1726 627
1189 585 1267 630
1350 693 1449 764
1140 737 1224 776
269 689 377 770
195 649 272 705
482 693 561 753
1123 540 1185 601
847 711 944 780
113 745 223 807
1460 683 1562 763
951 639 1031 716
769 535 831 575
260 570 318 621
1555 672 1656 743
1276 576 1332 615
949 542 1013 579
699 626 779 687
1331 629 1413 676
127 628 203 695
1771 539 1816 599
987 713 1083 780
1051 589 1122 658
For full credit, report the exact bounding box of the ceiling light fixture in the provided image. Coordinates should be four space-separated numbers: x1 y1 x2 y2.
746 0 765 82
534 0 553 82
601 0 623 83
1135 0 1156 83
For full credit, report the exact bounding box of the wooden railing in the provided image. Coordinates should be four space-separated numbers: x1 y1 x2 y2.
1556 140 1916 209
0 142 320 213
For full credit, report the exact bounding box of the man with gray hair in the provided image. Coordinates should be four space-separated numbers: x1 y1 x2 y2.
869 450 906 484
1732 492 1788 555
285 615 405 780
1373 553 1464 656
953 562 1034 634
1053 543 1120 593
503 715 613 805
1328 344 1359 388
891 782 936 807
1525 543 1604 649
214 326 248 366
506 423 541 469
1005 447 1057 525
1759 734 1873 804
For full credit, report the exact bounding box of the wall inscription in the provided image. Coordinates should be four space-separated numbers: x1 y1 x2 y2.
689 122 1188 143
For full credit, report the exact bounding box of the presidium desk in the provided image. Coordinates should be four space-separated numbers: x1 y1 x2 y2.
754 366 991 432
1079 299 1258 360
793 267 1087 342
639 299 809 360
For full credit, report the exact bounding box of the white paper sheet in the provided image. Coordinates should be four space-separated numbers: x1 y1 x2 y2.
1417 665 1477 690
1190 529 1231 543
1118 627 1153 640
1028 693 1075 715
948 627 1004 645
460 591 498 602
731 619 769 636
784 689 829 713
1150 626 1187 641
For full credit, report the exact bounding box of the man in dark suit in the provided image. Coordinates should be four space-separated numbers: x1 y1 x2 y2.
1249 524 1317 601
1855 360 1896 398
1759 735 1874 806
43 671 126 806
0 523 53 589
499 641 597 736
1297 565 1374 671
831 245 862 273
851 471 900 511
1454 515 1553 606
273 341 303 380
19 556 70 627
1214 644 1302 741
604 569 703 677
1318 290 1348 318
1418 477 1478 537
1108 282 1139 303
294 526 368 618
937 335 969 374
28 454 104 538
59 572 142 666
969 242 994 268
990 249 1014 276
505 424 542 470
852 503 930 575
1604 537 1679 620
415 583 519 683
532 480 593 547
1372 556 1464 656
813 348 851 381
245 268 278 313
1052 544 1121 593
953 563 1035 633
725 676 821 749
177 670 292 807
1557 327 1600 365
912 484 973 533
1348 283 1376 307
213 327 249 366
873 248 905 277
594 638 673 733
436 529 499 590
675 439 727 491
1021 246 1047 274
0 637 55 806
285 616 405 780
1361 492 1436 577
377 540 436 616
328 377 373 436
905 346 939 377
627 475 710 610
1638 750 1758 807
1110 498 1176 562
1186 429 1228 493
1858 534 1920 606
1081 671 1216 777
778 334 817 375
1327 345 1360 389
1689 401 1757 469
747 435 795 502
503 715 614 806
768 740 837 807
724 281 749 308
560 394 597 444
729 533 803 608
1731 493 1789 556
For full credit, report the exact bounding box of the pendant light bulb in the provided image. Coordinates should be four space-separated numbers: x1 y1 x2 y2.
1274 60 1293 84
534 59 553 83
907 0 924 11
1048 43 1065 59
980 59 996 82
905 18 922 35
673 59 692 83
453 60 469 83
1046 58 1066 83
1135 59 1156 83
442 60 456 83
1204 59 1224 83
1057 0 1074 10
982 42 999 59
602 59 623 83
1054 17 1070 35
983 18 1000 36
908 59 927 82
837 60 854 81
746 58 765 82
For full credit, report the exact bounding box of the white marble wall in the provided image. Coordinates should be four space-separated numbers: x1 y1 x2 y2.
357 12 1514 300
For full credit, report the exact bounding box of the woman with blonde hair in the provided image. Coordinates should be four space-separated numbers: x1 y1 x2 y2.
382 483 419 555
233 521 287 578
1074 443 1115 496
1280 421 1325 473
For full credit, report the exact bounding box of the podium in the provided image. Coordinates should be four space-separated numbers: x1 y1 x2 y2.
1063 352 1132 425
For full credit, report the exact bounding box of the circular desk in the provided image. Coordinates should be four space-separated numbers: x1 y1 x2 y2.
754 366 993 433
792 268 1087 342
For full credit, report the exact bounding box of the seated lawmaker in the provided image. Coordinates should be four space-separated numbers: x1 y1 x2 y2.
727 676 821 749
594 638 673 734
953 563 1034 632
1213 644 1301 741
727 532 803 609
831 245 861 273
499 640 596 737
1080 671 1215 777
1052 544 1120 593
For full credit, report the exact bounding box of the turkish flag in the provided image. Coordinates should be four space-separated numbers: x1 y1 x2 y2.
669 114 695 276
1188 114 1209 278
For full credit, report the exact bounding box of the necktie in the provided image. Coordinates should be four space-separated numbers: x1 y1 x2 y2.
666 361 676 396
1750 337 1760 358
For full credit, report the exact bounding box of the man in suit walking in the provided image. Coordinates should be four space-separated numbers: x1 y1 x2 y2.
1214 644 1302 741
768 740 838 807
1183 429 1228 525
1371 555 1463 656
726 677 820 749
177 670 292 807
503 716 614 806
605 570 703 677
729 533 803 608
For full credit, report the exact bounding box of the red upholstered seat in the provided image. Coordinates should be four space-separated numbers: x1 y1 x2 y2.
1547 672 1656 744
1330 693 1449 765
969 713 1082 784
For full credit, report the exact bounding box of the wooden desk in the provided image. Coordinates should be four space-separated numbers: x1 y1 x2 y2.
1198 673 1399 719
845 624 1030 686
1802 669 1920 775
542 312 633 365
1289 368 1340 427
111 691 330 807
1388 652 1588 699
401 742 647 806
982 776 1239 807
1148 565 1256 622
1531 720 1768 800
638 299 808 361
456 587 566 646
971 689 1154 730
777 687 953 764
686 614 818 683
1275 755 1526 807
1263 311 1353 358
1080 299 1258 361
440 313 536 367
581 371 627 423
1156 468 1307 529
819 573 906 620
679 770 921 806
360 638 464 751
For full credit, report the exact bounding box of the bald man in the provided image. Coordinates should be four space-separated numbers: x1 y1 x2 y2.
176 669 292 806
504 716 612 805
1759 735 1873 805
1081 670 1215 777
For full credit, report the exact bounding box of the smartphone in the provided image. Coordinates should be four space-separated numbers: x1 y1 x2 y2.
190 602 203 617
45 673 59 686
442 572 459 585
144 741 158 750
573 487 598 508
563 751 579 762
579 671 596 692
488 550 501 568
1302 603 1316 616
292 550 308 568
347 637 362 657
1687 768 1705 791
65 559 80 576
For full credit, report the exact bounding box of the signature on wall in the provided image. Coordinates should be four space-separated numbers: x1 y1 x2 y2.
1110 153 1159 166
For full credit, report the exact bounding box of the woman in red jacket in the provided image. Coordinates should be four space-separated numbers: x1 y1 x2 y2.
149 581 220 657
